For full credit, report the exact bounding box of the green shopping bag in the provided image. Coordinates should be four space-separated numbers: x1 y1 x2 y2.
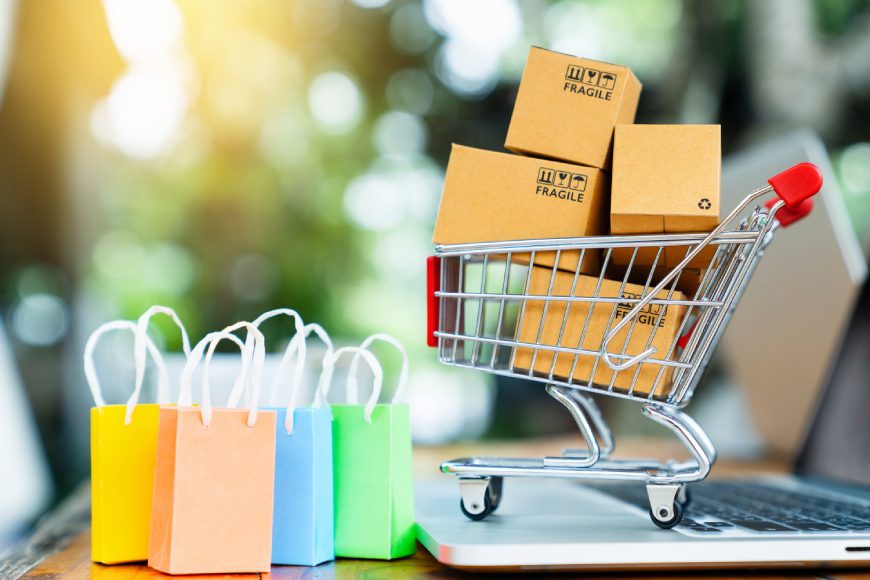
316 335 415 560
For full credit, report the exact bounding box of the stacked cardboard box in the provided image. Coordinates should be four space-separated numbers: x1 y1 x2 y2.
432 46 721 395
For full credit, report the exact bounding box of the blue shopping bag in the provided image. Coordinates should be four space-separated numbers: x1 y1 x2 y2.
244 310 336 566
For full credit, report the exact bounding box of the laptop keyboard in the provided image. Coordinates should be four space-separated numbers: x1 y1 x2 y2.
601 481 870 535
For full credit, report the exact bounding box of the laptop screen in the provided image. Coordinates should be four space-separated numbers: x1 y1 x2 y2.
796 274 870 487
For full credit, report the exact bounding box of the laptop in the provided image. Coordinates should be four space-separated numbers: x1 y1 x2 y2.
719 129 866 457
416 273 870 570
0 320 52 552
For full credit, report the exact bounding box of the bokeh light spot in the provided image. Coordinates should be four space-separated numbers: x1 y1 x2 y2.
424 0 522 97
91 61 191 159
259 110 310 168
11 294 69 347
840 142 870 197
386 68 435 115
142 244 196 296
390 3 437 54
308 71 364 134
343 156 442 231
103 0 183 63
352 0 391 8
228 254 279 303
373 111 427 157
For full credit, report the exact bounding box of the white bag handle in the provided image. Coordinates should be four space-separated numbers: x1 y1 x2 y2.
228 308 306 412
84 320 169 425
347 333 408 405
313 346 382 423
177 331 249 408
200 321 266 428
269 323 334 434
133 306 191 406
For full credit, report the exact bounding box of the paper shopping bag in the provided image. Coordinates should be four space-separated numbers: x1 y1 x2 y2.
320 336 416 560
271 406 333 565
148 322 277 575
246 310 335 566
86 307 190 564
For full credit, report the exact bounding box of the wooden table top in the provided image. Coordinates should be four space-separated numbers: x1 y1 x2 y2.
5 437 870 579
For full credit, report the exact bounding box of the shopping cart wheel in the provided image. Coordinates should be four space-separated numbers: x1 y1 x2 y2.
647 484 685 529
458 477 501 521
649 501 684 529
460 495 493 521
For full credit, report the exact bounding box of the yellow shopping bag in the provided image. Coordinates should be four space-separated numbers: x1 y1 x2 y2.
85 307 190 564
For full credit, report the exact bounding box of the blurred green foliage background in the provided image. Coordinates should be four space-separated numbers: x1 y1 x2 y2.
0 0 868 494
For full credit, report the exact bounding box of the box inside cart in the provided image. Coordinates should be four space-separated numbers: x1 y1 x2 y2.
604 262 707 298
432 144 609 274
512 266 688 396
505 47 642 171
610 124 721 269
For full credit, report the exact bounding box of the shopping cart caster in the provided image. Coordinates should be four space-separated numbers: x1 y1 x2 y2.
647 483 686 530
458 476 503 521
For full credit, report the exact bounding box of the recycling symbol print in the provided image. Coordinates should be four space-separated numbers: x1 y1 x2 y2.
698 198 712 210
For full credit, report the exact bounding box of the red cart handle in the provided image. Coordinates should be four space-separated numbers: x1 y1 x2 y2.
765 197 814 227
426 256 441 347
768 162 822 208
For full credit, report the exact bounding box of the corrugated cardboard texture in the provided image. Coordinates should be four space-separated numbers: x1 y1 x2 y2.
505 47 642 170
433 144 609 274
611 243 716 272
611 124 721 268
513 267 687 396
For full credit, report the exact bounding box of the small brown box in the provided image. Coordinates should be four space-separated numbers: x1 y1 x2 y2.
513 267 688 396
505 47 642 171
433 144 609 274
611 124 721 268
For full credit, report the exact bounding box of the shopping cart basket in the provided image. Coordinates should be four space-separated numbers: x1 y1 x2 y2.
426 163 822 529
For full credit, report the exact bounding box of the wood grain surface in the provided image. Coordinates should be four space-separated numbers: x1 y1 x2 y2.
7 438 870 579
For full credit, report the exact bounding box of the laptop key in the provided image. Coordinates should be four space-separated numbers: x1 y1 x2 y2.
599 481 870 535
782 522 844 531
731 520 797 532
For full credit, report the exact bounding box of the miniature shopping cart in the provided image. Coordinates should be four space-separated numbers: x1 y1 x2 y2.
426 163 822 529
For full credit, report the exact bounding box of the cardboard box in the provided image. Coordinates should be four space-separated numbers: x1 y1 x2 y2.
611 124 721 268
505 47 642 170
433 144 609 274
513 267 688 396
605 263 706 298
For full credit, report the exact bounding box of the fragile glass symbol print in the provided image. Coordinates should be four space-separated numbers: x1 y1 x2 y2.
538 167 587 192
565 65 617 89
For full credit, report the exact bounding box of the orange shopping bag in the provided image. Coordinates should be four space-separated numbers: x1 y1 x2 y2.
86 307 191 564
148 322 277 575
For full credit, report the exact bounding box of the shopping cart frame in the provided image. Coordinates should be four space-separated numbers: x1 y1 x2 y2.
426 163 822 528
